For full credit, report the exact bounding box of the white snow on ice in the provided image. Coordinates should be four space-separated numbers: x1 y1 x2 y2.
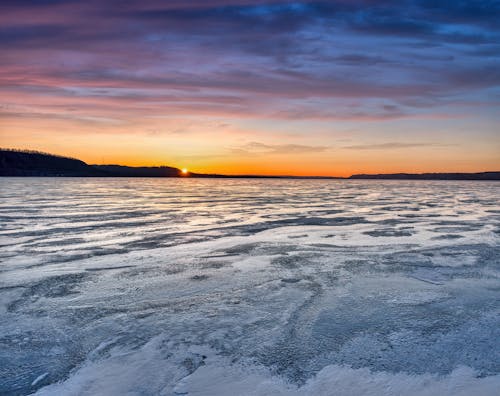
0 178 499 395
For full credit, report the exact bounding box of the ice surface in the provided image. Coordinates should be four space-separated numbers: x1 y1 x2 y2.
0 178 499 395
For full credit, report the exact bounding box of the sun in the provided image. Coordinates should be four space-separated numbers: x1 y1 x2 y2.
181 168 188 174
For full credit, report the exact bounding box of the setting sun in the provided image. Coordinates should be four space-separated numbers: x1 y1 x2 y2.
182 168 188 174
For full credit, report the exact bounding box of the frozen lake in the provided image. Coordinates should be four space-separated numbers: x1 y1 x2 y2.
1 178 499 395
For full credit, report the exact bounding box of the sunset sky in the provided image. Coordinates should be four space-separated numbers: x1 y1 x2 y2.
1 0 499 176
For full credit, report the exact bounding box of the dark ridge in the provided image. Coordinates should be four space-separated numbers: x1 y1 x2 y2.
93 165 181 177
349 172 500 180
0 149 183 177
0 148 82 162
0 148 95 176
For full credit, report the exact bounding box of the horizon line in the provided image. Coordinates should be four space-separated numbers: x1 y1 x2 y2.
1 148 500 180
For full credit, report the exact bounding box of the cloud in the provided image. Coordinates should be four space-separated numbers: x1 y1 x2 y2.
234 142 331 155
0 0 499 125
342 142 456 150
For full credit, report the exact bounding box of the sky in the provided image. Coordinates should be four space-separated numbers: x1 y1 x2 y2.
1 0 499 176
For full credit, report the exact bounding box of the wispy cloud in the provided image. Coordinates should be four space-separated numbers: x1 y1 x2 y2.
233 142 331 155
343 142 456 150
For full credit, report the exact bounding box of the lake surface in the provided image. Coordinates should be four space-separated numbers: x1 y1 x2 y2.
1 178 499 395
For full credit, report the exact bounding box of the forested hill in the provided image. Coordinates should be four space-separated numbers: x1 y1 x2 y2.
0 149 182 177
0 149 93 176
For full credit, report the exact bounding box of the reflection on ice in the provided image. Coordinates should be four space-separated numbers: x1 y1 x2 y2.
0 178 499 395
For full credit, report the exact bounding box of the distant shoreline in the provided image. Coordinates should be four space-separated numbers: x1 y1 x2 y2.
1 149 499 180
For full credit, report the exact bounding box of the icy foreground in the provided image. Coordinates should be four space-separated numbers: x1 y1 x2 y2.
0 178 499 395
